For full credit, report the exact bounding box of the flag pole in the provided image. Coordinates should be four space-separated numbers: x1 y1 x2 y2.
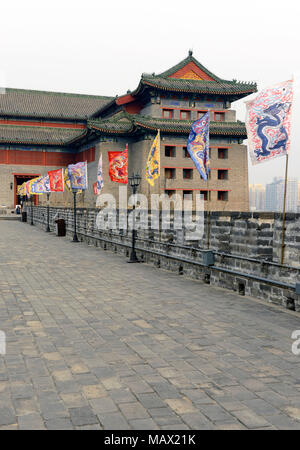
206 174 210 249
158 129 161 240
280 153 289 265
206 132 211 250
72 190 79 242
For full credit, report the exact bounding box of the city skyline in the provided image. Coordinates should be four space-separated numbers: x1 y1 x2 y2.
250 177 300 212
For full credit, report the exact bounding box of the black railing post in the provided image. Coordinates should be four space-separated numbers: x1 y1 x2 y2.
46 193 50 232
30 196 34 226
129 185 138 263
128 173 141 263
73 191 79 242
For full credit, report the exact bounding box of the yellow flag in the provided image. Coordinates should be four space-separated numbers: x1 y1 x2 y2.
64 168 82 194
146 130 160 187
17 183 26 196
28 177 40 195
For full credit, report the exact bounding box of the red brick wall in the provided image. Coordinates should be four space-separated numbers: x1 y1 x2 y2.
0 146 95 166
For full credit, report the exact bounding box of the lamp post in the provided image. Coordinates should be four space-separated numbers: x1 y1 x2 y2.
72 190 79 242
30 195 34 226
128 173 141 263
46 192 50 232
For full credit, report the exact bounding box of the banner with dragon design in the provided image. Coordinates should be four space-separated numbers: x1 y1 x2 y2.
67 161 88 191
146 131 160 187
48 168 64 192
246 80 293 165
33 175 50 194
108 145 128 184
187 112 210 181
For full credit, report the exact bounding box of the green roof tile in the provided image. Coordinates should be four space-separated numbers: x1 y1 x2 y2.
140 75 256 96
0 124 86 145
0 88 113 120
86 113 247 138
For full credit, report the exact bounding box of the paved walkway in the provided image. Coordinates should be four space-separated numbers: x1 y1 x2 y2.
0 221 300 430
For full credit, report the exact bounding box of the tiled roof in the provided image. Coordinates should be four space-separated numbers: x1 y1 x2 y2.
0 124 86 145
88 113 133 134
86 113 247 138
158 53 223 81
91 55 257 118
134 116 247 136
140 75 256 96
0 88 113 120
130 54 257 99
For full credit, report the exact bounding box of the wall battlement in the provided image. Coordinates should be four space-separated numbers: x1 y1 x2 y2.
23 206 300 313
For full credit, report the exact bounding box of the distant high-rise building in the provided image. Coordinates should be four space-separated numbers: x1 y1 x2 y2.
249 184 266 211
265 177 298 212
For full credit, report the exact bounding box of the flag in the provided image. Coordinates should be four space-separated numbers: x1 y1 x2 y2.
245 80 293 165
96 153 104 194
34 175 50 194
17 183 26 196
25 180 30 197
146 130 160 187
48 168 64 192
187 112 210 181
108 145 128 184
67 161 88 191
64 168 82 194
31 177 43 195
27 177 40 195
64 168 72 192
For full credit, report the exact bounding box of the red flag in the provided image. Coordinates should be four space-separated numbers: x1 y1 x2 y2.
93 182 98 195
108 145 128 184
48 168 64 192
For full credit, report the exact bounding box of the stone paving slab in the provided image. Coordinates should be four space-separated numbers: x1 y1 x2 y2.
0 221 300 429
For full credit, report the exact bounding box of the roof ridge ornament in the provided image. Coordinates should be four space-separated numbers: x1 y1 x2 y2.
188 49 193 56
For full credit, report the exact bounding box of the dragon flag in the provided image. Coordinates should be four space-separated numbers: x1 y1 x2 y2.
64 168 83 194
48 168 64 192
33 175 50 194
67 161 88 191
245 80 294 165
146 130 160 187
108 145 128 184
187 112 210 181
96 153 104 194
27 177 40 195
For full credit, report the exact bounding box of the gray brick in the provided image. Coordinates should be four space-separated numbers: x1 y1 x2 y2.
119 402 150 420
98 412 130 430
45 418 74 430
69 406 99 426
89 397 118 414
129 418 159 429
18 413 45 430
0 407 16 426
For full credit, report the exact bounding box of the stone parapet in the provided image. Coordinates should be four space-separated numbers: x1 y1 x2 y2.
22 206 300 312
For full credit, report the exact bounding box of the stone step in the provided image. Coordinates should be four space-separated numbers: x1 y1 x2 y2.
0 216 21 221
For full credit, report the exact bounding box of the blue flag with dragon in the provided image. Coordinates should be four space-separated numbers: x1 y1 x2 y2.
187 112 210 181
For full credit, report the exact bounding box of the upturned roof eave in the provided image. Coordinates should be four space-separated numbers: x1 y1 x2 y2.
141 79 256 98
134 119 247 137
88 123 134 136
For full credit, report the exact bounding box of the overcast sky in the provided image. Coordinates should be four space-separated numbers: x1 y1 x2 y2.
0 0 299 185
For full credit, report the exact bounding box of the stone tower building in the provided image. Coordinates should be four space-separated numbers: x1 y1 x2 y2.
0 52 256 211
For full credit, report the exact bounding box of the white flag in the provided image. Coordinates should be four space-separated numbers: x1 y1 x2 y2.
96 153 104 194
245 80 293 165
